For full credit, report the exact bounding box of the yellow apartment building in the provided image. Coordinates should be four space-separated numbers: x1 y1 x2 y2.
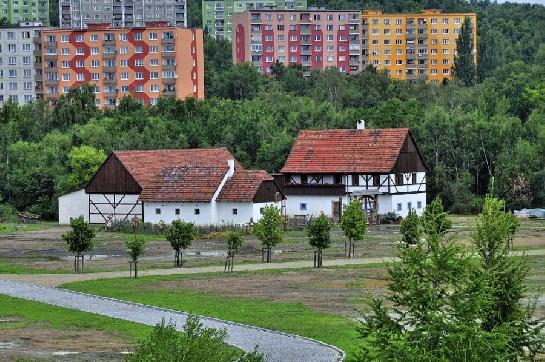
361 9 477 83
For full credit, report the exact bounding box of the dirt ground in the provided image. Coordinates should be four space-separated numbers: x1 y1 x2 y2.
0 320 130 361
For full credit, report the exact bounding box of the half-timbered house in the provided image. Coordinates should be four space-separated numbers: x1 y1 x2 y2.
277 123 427 220
58 148 283 225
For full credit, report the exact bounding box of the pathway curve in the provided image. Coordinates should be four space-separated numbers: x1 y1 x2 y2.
2 248 545 287
0 280 344 362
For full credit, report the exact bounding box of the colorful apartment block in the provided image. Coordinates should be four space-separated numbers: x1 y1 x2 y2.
202 0 307 40
60 0 187 29
362 9 477 83
0 24 45 106
0 0 49 25
41 23 204 108
232 10 361 75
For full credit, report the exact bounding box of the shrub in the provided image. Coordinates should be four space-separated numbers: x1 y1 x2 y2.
128 315 264 362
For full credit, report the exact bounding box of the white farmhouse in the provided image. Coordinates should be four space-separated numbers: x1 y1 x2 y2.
277 123 427 220
59 148 283 225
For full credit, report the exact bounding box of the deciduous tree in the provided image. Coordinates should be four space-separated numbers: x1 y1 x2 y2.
306 213 331 268
339 199 368 258
225 232 243 272
254 205 283 263
166 220 196 267
453 16 476 86
126 235 146 278
63 216 95 273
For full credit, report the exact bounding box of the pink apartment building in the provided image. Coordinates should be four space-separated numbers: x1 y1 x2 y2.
232 10 361 75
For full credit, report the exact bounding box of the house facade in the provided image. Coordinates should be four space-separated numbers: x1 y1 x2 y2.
59 148 283 225
278 122 427 220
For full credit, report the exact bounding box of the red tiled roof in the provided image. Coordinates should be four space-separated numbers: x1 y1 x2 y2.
139 166 227 202
113 148 242 189
217 170 273 202
280 128 409 173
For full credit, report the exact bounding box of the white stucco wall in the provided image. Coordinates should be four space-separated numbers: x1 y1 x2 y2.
58 189 89 224
143 201 281 225
389 193 427 217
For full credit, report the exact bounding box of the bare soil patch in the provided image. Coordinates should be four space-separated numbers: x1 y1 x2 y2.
0 322 130 361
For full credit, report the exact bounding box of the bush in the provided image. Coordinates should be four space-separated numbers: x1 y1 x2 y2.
0 202 17 223
128 315 264 362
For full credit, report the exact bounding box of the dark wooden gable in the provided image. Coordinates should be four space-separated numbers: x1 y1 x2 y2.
85 153 142 194
253 180 285 203
391 132 428 173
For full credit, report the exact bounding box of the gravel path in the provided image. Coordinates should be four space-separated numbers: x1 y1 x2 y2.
0 280 344 362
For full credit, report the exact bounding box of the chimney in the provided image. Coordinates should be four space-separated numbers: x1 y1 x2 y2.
227 159 235 177
357 120 365 130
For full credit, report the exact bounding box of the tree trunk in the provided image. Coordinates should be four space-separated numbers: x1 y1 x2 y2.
180 250 183 267
134 261 138 278
344 241 348 258
319 249 323 268
231 255 234 272
81 254 84 272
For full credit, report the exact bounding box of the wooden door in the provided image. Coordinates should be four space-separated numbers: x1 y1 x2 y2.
332 201 341 220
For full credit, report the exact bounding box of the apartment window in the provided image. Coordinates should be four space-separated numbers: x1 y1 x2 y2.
76 47 84 55
431 29 438 34
155 208 161 215
134 32 143 40
135 59 144 66
75 34 83 42
120 72 129 80
300 203 307 211
431 69 437 75
431 18 437 24
76 60 84 67
443 59 449 65
61 35 69 42
91 47 99 54
443 29 449 34
150 84 158 92
149 32 157 40
136 72 144 79
119 33 128 41
61 48 69 55
120 46 128 54
150 71 158 79
443 49 449 54
372 29 379 35
150 45 158 53
232 208 238 215
120 59 128 67
442 18 449 24
77 73 84 81
121 85 129 92
136 85 144 92
135 46 143 53
194 208 200 215
443 69 449 75
90 34 98 41
396 18 402 25
92 73 99 80
443 39 449 45
62 74 70 81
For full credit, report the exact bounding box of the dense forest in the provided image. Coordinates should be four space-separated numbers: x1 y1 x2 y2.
0 1 544 220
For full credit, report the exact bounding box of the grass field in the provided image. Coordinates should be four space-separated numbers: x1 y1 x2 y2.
0 221 57 234
62 270 362 357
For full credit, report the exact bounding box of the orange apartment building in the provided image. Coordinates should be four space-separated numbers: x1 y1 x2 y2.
232 10 362 76
41 22 204 108
362 9 477 83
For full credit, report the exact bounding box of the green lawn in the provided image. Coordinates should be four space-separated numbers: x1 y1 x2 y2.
0 294 152 341
0 222 57 234
62 272 362 357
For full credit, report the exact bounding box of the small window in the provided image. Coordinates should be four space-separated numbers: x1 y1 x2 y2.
300 175 308 184
334 175 343 184
373 175 380 186
260 208 264 214
300 203 307 211
408 202 412 210
395 174 404 185
155 208 161 215
175 208 180 215
412 173 417 184
397 203 402 212
194 208 200 215
417 201 422 209
232 208 238 215
352 174 359 186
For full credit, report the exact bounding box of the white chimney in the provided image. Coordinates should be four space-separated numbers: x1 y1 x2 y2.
357 120 365 130
227 159 235 177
